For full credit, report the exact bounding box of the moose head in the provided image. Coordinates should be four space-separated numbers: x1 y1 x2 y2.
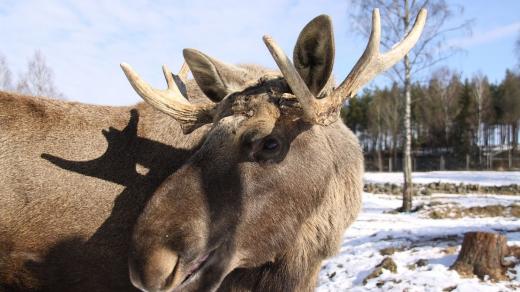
121 9 426 292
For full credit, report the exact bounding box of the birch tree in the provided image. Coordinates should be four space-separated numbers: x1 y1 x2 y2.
471 72 491 165
349 0 472 211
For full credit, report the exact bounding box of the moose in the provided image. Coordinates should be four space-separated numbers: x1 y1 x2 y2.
0 9 426 292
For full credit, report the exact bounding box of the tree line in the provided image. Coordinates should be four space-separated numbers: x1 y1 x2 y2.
0 50 64 99
342 68 520 171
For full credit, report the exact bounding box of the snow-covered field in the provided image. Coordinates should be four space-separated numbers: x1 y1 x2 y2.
318 172 520 291
364 171 520 186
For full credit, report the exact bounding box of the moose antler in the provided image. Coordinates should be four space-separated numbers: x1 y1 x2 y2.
120 63 215 134
263 8 427 125
177 62 190 81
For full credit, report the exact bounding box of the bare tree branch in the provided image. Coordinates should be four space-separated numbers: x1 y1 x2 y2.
515 31 520 70
16 50 65 99
0 53 13 91
350 0 472 86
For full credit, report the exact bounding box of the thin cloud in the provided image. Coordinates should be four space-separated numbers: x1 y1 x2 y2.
448 21 520 48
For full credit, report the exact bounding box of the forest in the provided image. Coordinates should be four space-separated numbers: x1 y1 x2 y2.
342 68 520 171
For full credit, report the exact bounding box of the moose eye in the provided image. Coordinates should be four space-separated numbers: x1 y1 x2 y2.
241 132 285 162
262 137 280 151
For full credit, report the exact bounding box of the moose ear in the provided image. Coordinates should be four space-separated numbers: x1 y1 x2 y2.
293 15 335 96
183 49 245 102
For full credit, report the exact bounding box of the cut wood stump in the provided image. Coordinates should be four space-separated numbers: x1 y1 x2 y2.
450 231 509 281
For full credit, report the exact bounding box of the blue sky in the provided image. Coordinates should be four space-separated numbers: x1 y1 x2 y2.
0 0 518 105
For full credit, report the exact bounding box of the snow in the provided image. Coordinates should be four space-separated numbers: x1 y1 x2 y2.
317 171 520 291
364 171 520 186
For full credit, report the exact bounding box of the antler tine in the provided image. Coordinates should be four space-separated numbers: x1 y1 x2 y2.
334 8 427 100
262 35 318 122
161 64 178 91
120 63 215 134
264 9 426 126
177 62 190 80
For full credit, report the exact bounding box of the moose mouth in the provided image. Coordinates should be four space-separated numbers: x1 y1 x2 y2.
167 249 216 292
181 251 212 284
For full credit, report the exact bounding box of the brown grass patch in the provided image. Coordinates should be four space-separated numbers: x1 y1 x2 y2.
422 203 520 219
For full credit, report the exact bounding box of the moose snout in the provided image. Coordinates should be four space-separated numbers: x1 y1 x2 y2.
129 247 179 292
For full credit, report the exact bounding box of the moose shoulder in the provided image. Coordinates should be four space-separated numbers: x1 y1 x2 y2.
0 10 426 292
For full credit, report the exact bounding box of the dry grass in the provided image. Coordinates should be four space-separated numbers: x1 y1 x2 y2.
415 202 520 219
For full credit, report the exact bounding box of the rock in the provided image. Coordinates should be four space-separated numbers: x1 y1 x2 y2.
429 210 443 219
407 258 428 270
363 257 397 285
363 182 520 196
379 247 400 256
390 184 401 195
511 205 520 218
420 187 432 196
442 246 458 254
327 271 336 279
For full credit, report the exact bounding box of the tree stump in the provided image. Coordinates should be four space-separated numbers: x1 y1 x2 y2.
450 232 509 281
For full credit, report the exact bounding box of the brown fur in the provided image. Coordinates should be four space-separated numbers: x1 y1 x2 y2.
1 17 364 292
0 84 209 291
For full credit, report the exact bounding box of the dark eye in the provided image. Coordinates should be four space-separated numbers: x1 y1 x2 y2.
241 133 285 162
262 137 280 151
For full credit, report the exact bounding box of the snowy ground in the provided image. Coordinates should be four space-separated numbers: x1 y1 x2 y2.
317 172 520 291
364 171 520 186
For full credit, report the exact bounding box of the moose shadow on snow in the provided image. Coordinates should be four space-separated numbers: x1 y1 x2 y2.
11 109 246 291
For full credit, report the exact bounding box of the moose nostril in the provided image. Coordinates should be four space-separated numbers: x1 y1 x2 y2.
129 248 179 292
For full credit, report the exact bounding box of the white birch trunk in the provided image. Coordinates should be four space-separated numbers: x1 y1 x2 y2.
402 0 413 212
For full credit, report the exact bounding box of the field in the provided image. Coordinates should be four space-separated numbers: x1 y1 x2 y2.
317 172 520 291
